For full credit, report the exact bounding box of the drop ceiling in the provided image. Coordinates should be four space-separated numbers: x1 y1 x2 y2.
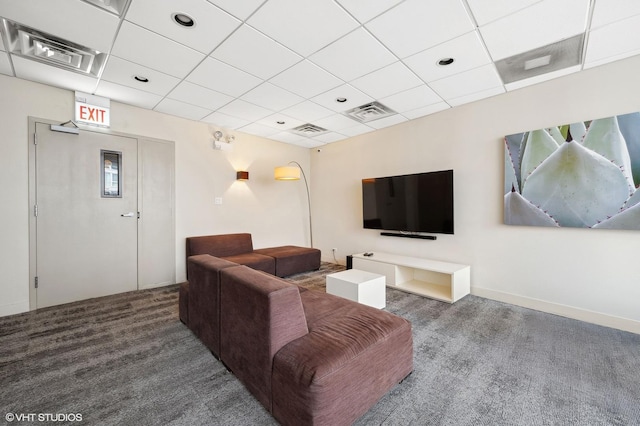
1 0 639 148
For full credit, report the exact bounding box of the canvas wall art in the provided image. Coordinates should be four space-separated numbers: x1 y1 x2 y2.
504 112 640 230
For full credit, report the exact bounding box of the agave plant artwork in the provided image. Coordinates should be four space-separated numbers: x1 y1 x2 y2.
504 112 640 230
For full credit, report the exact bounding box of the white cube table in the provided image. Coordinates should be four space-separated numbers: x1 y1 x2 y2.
326 269 386 309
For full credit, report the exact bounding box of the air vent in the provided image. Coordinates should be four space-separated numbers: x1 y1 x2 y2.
1 18 107 77
495 34 585 84
291 123 329 136
344 101 397 123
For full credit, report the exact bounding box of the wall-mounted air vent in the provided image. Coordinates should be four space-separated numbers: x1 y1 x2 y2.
1 18 107 77
344 101 397 123
495 33 585 84
290 123 329 137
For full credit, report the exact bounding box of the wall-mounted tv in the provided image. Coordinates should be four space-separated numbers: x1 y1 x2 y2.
362 169 454 235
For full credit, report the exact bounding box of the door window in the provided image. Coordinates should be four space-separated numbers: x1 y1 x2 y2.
101 150 122 197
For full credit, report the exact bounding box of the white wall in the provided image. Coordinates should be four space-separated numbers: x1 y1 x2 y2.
0 75 310 317
311 55 640 333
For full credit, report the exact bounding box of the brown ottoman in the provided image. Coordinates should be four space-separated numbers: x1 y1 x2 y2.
254 246 320 277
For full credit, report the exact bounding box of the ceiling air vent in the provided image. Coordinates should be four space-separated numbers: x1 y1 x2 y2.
1 18 107 77
344 101 397 123
291 123 329 137
495 33 585 84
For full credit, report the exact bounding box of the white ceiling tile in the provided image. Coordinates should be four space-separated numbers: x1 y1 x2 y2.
269 131 308 144
336 0 403 24
466 0 541 26
168 81 234 110
365 114 408 129
310 28 397 81
207 0 265 20
590 0 640 29
238 122 281 138
95 80 163 109
480 0 590 61
312 132 346 143
430 64 503 100
294 138 326 149
201 111 250 129
339 123 375 137
280 101 334 122
240 82 303 111
125 0 240 54
0 0 119 52
211 25 302 80
350 62 423 100
257 113 304 130
446 86 505 107
248 0 359 56
101 56 180 96
12 56 97 93
216 99 274 122
585 14 640 68
112 22 205 78
402 102 450 119
0 54 12 76
310 84 373 113
314 114 361 131
380 85 442 113
269 60 343 98
186 57 261 97
404 31 492 83
366 0 475 58
154 98 212 121
504 65 581 91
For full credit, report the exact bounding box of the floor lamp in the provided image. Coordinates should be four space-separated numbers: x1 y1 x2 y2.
274 161 313 248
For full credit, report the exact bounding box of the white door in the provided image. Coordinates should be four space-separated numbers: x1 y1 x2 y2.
34 122 138 308
137 138 175 289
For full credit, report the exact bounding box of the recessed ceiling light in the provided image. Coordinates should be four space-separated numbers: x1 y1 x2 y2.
134 75 149 83
172 12 195 28
437 57 455 66
277 121 285 125
336 97 348 103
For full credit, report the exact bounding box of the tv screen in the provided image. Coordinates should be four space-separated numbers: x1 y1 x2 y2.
362 169 454 234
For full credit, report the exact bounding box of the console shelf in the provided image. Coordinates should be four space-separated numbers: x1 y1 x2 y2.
351 252 470 303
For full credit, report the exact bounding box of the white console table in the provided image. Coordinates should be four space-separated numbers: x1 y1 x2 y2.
352 252 470 303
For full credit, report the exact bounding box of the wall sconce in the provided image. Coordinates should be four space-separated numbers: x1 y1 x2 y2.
213 130 235 151
236 171 249 181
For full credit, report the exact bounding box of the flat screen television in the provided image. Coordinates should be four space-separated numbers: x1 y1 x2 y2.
362 169 454 235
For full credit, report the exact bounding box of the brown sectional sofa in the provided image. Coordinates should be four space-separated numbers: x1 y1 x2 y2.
183 257 413 426
185 233 321 278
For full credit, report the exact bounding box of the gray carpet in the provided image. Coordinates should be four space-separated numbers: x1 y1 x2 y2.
1 262 639 425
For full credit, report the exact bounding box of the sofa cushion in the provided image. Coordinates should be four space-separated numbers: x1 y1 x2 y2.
219 266 309 411
187 254 239 356
186 233 254 259
271 291 413 426
253 246 320 277
221 252 276 275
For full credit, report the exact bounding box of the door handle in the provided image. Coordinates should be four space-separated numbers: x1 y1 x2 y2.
121 212 135 217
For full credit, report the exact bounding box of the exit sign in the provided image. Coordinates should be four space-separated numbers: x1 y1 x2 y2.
75 91 110 127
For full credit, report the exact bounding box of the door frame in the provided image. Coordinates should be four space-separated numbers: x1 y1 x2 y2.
28 117 176 310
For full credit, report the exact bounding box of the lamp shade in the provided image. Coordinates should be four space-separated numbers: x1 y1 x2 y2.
274 165 300 180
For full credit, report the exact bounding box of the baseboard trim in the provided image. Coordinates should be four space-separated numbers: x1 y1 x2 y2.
0 300 29 318
471 287 640 335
